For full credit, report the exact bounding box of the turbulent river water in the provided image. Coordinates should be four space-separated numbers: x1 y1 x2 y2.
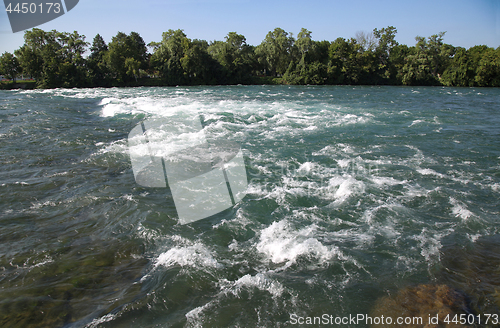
1 85 499 327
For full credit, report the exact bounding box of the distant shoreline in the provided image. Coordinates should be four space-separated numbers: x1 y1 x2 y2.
3 78 500 91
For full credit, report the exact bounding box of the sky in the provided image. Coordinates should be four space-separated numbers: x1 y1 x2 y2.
0 0 499 55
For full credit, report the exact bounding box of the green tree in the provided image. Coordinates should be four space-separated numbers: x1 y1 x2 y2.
15 28 53 85
125 57 141 82
426 32 454 78
401 45 435 86
284 29 330 84
151 30 222 85
327 37 376 84
0 52 21 82
128 32 148 67
327 37 348 84
185 39 221 84
256 28 295 76
14 28 88 88
107 31 147 83
89 34 108 62
373 26 398 82
401 32 454 86
208 32 255 83
57 31 88 87
373 26 398 64
475 47 500 87
441 47 474 86
468 45 490 68
296 28 313 57
106 32 131 82
388 44 410 85
150 29 190 85
87 34 110 86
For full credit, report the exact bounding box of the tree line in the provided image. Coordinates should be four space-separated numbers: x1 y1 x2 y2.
1 26 499 88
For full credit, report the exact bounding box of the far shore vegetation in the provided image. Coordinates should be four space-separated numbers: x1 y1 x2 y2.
1 26 499 89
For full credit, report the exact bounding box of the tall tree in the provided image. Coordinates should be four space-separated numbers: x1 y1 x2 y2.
388 44 410 85
14 28 88 88
89 34 108 62
327 37 376 84
296 28 313 57
150 29 190 85
284 29 330 84
57 31 88 87
475 47 500 87
256 28 295 76
208 32 255 83
15 28 53 84
441 47 474 86
0 52 21 82
182 39 221 84
373 26 398 62
373 26 398 82
106 31 147 83
401 32 454 86
87 34 110 86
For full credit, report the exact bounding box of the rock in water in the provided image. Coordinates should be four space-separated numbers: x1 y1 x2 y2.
370 284 473 328
439 235 500 318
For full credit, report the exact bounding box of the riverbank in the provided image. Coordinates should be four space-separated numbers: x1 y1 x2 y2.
0 77 286 90
0 81 37 90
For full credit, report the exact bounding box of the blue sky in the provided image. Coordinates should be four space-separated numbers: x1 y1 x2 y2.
1 0 499 55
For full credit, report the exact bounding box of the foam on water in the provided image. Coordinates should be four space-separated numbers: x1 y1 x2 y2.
417 167 444 177
220 273 285 298
449 197 474 221
256 220 336 266
371 176 406 186
155 242 222 269
328 176 366 206
184 272 290 327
